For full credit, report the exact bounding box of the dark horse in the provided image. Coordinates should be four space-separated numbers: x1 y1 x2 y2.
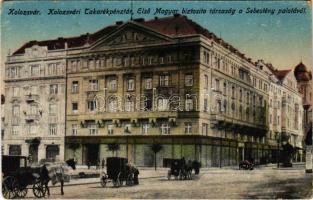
40 158 76 196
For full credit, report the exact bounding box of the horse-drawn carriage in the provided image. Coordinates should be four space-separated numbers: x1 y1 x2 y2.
100 157 139 187
2 155 47 199
167 159 193 180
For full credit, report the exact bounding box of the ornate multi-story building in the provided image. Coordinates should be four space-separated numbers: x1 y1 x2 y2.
294 62 312 171
3 43 67 162
3 15 305 167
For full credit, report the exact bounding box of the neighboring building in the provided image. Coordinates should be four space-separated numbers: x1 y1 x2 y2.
4 15 305 167
3 43 67 162
294 62 312 171
275 69 304 161
1 94 5 153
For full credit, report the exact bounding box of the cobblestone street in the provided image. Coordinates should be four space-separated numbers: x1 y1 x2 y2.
24 167 312 199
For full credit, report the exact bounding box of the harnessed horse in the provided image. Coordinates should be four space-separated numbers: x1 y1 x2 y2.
40 158 76 196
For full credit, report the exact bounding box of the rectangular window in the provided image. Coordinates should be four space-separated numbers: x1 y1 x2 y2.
30 65 40 76
167 55 172 63
49 124 57 135
88 59 94 68
30 86 38 94
49 84 58 94
204 99 208 112
109 78 117 91
160 74 169 87
72 81 79 93
142 123 149 134
29 125 37 134
12 125 19 135
185 98 193 111
125 97 134 112
160 123 170 135
88 124 97 135
12 105 20 116
185 74 193 86
215 79 220 91
202 123 208 136
72 124 78 135
49 104 57 115
8 67 18 78
124 124 131 134
127 78 135 91
157 98 168 111
185 122 192 134
204 75 208 90
144 78 152 89
47 63 57 75
108 124 114 135
12 87 19 97
30 105 38 115
72 102 78 113
71 61 77 71
89 80 98 91
148 57 153 65
87 100 97 112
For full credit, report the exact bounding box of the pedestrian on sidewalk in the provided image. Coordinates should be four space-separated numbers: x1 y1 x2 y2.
96 159 100 170
101 158 105 169
87 161 91 169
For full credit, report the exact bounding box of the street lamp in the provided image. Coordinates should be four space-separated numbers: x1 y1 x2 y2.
276 132 281 168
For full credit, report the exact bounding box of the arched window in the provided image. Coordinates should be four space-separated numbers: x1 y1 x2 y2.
223 99 227 112
108 96 118 112
125 95 134 112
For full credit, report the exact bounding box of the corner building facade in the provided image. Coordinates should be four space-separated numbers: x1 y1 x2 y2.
63 15 303 166
4 15 304 166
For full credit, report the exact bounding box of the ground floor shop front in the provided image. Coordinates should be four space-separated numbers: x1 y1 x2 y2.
65 136 282 167
3 137 64 163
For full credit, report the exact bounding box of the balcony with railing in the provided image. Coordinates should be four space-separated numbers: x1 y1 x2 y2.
25 93 39 103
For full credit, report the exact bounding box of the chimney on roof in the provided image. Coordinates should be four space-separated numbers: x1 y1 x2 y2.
134 18 144 22
65 42 68 49
116 21 123 25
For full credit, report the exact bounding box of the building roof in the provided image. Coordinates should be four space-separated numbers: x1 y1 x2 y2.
274 69 291 80
11 14 253 65
294 62 312 82
13 25 118 55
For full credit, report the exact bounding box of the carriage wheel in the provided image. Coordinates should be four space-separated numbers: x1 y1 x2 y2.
17 187 28 198
126 174 134 186
100 175 107 188
32 180 47 198
2 176 18 199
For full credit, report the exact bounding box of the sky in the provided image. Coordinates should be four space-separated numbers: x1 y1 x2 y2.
0 0 312 91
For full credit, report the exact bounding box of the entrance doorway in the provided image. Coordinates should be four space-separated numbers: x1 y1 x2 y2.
46 145 60 161
9 145 21 155
83 144 99 165
29 144 38 163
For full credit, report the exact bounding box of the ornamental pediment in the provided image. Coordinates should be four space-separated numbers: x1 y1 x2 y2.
25 45 48 58
91 23 173 50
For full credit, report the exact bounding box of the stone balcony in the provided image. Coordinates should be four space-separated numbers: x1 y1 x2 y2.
25 94 40 103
